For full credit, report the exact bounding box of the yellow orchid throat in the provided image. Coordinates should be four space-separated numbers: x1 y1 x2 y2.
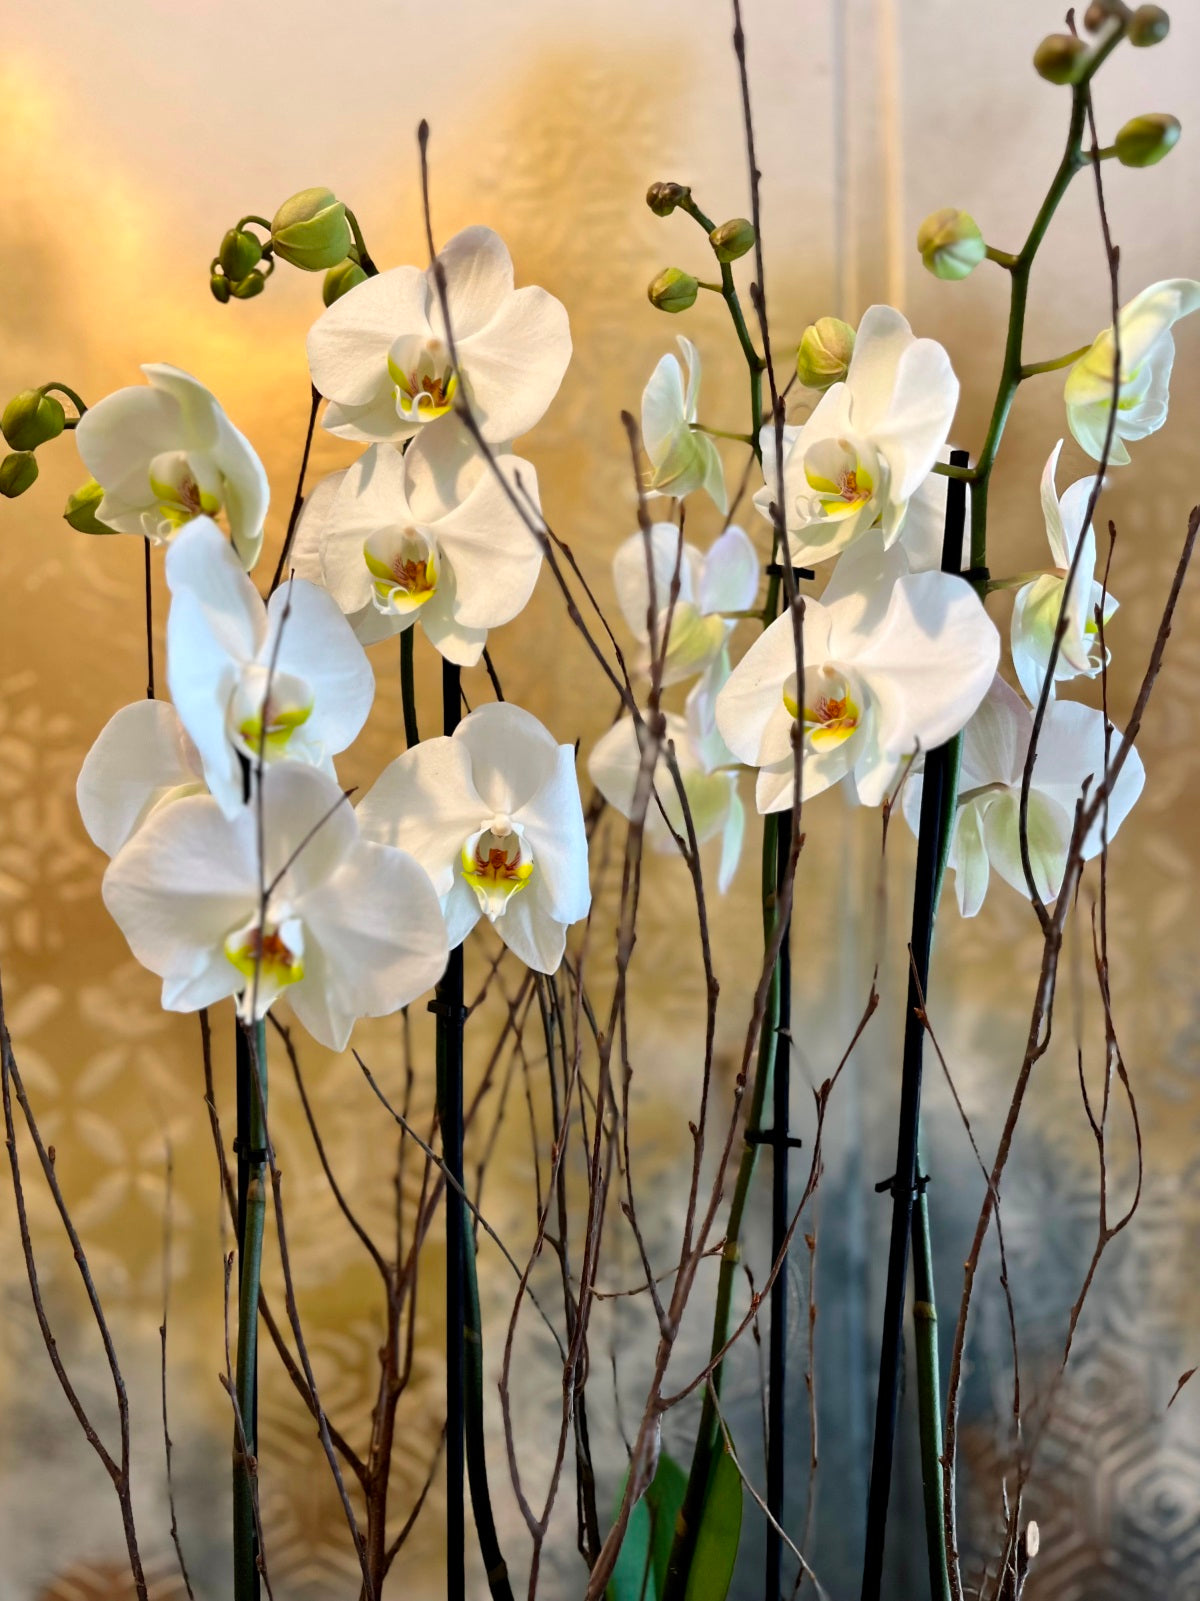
237 698 313 758
148 449 223 529
784 669 862 751
461 824 534 920
225 920 305 993
387 339 459 423
364 529 440 614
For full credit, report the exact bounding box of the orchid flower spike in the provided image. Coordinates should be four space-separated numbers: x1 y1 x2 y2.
612 522 759 686
101 763 448 1050
306 225 571 446
588 661 744 891
1065 278 1200 465
291 430 542 666
74 364 269 569
77 699 206 858
903 675 1144 916
754 305 959 568
716 555 998 813
165 518 375 817
641 336 727 511
357 703 590 974
1011 441 1117 705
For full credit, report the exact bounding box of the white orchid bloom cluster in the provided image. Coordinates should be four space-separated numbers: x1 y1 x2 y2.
72 226 591 1046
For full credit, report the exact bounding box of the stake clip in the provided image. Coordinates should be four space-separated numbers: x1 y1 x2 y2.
427 997 469 1023
874 1169 931 1198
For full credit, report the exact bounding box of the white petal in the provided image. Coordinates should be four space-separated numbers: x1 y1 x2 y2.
983 789 1073 905
142 365 222 450
437 226 516 340
216 413 270 570
320 445 410 615
698 525 759 615
716 787 745 892
75 385 178 507
495 880 568 973
850 571 999 767
100 792 256 1013
261 764 360 897
960 675 1029 789
77 699 202 857
715 604 823 767
457 701 561 815
264 579 375 758
418 563 489 666
950 800 992 918
288 469 349 586
307 265 431 407
357 738 483 898
641 350 687 465
457 285 572 443
844 305 916 434
514 743 590 925
871 336 960 505
1031 701 1145 859
612 524 699 642
290 839 447 1050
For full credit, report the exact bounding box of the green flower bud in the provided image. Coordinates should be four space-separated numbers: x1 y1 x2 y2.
0 451 38 498
1033 33 1090 84
2 389 65 451
231 272 266 301
1129 5 1170 45
1114 112 1181 167
647 268 699 314
796 317 856 391
646 181 692 218
210 271 232 304
1083 0 1121 30
63 477 115 535
917 208 986 281
219 227 263 283
709 218 755 263
270 186 353 271
323 258 369 306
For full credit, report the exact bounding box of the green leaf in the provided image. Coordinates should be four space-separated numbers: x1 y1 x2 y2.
647 1453 688 1596
682 1445 743 1601
607 1471 656 1601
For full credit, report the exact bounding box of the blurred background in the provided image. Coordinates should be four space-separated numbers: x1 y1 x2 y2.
2 1 1199 1597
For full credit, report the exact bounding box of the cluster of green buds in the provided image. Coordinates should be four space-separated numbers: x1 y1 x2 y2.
0 384 83 499
210 188 369 307
1034 1 1170 85
644 179 756 314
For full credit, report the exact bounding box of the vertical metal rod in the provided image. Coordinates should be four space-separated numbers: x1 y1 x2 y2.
860 451 969 1601
435 657 466 1601
766 807 794 1599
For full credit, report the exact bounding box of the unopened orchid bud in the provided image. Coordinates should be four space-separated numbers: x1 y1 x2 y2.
219 227 263 283
0 451 38 498
917 209 986 281
1083 0 1122 30
646 181 691 217
648 268 698 314
1033 33 1090 84
210 272 232 304
2 389 65 451
323 258 368 306
270 187 353 271
63 477 113 535
796 317 856 391
709 218 755 263
1115 113 1181 167
231 272 266 301
1129 5 1170 44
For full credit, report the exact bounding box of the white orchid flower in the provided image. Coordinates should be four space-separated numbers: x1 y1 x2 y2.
357 703 590 974
74 364 269 569
294 431 541 666
588 665 744 892
306 225 571 446
753 305 959 567
101 763 447 1050
613 522 759 686
1011 441 1117 705
903 675 1144 916
77 699 206 858
641 336 727 511
715 560 998 813
165 518 375 817
1064 278 1200 465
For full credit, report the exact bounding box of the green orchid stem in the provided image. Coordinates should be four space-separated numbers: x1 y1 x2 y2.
1018 344 1093 380
677 195 764 438
233 1017 268 1601
663 814 781 1601
237 215 272 234
345 209 379 277
692 423 755 444
912 1170 949 1601
40 381 88 418
400 629 420 748
984 245 1018 271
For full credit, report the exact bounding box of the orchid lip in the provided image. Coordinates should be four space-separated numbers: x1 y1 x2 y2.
229 666 316 761
387 335 459 423
225 910 306 1018
364 526 440 615
461 817 534 920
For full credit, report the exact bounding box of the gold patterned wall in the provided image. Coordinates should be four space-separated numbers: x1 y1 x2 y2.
3 1 1200 1597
